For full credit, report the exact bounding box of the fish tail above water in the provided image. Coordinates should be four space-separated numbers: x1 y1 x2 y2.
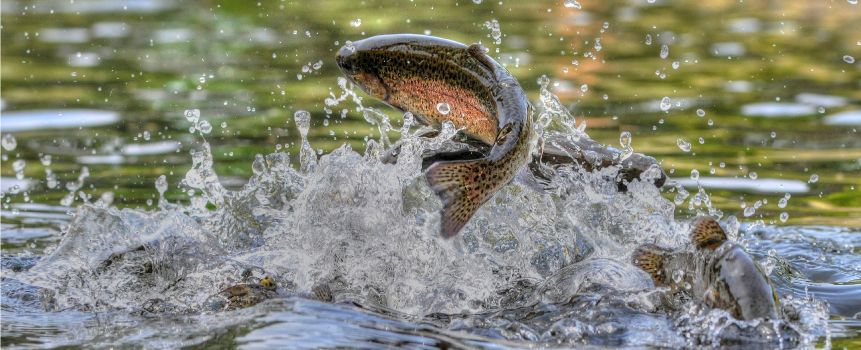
632 244 672 285
425 158 497 238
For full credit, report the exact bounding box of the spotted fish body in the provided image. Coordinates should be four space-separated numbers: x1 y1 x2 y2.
632 217 781 320
337 34 534 237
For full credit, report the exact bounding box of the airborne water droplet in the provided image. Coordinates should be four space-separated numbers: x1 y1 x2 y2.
564 0 582 9
436 102 451 115
619 131 633 161
155 175 168 195
184 109 200 123
660 97 671 111
780 212 789 222
690 169 700 180
660 44 669 59
808 174 819 183
197 120 213 134
696 108 706 117
844 55 856 64
676 137 691 152
294 110 311 137
1 134 17 151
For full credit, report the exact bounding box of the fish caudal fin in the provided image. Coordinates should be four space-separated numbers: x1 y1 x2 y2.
426 158 494 238
690 216 727 250
632 244 671 285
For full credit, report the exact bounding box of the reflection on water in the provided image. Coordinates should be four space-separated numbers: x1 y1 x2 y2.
1 0 860 348
1 110 120 132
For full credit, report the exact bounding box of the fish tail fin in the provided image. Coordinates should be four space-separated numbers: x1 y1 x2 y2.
426 158 494 238
632 244 671 285
690 216 727 250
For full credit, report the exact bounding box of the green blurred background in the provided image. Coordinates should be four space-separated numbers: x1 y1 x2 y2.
1 0 860 226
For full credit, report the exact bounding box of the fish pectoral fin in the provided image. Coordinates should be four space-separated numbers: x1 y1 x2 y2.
690 216 728 250
421 149 486 170
632 244 672 285
426 158 493 238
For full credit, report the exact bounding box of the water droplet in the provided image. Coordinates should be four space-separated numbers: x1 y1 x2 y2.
676 137 691 152
40 154 52 166
564 0 581 8
778 196 789 208
690 169 700 180
744 206 756 217
436 102 451 115
672 269 684 283
220 122 227 129
845 55 857 64
350 18 362 27
484 19 502 45
749 172 758 180
660 44 669 59
184 109 200 123
660 97 671 111
472 0 482 3
645 34 652 46
779 212 789 222
808 174 819 183
580 84 588 93
619 131 633 161
696 109 706 117
294 110 311 137
155 175 168 194
252 154 267 175
770 131 777 138
143 131 151 141
197 120 212 134
1 134 17 151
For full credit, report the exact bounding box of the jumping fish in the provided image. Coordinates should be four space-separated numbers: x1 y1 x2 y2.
632 217 781 320
336 34 535 237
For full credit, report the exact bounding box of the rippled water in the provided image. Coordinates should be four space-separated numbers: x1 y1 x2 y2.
2 0 860 348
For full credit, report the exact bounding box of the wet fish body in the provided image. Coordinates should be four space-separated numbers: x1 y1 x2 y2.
633 217 781 320
337 34 534 237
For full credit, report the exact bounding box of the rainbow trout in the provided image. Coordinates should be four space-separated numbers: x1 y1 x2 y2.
336 34 535 238
632 217 781 320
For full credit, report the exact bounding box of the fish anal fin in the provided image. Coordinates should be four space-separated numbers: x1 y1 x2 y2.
426 158 492 238
690 216 727 250
632 244 671 285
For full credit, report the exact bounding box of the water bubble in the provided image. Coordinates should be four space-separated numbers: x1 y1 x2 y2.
779 212 789 222
676 137 691 152
808 174 819 183
143 131 151 141
436 102 451 115
698 137 704 144
843 55 856 64
744 206 756 217
184 109 200 123
660 44 669 59
349 18 362 27
770 131 777 138
690 169 700 180
671 61 680 69
197 120 213 134
660 97 671 111
749 172 758 180
1 134 17 151
580 84 588 93
294 110 311 137
619 131 633 161
696 109 706 117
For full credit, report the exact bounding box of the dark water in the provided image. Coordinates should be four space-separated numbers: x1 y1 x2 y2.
1 0 860 348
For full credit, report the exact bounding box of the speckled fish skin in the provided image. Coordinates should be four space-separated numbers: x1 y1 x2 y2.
633 217 781 321
336 34 534 238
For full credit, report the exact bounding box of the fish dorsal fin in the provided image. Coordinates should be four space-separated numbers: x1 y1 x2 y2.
690 217 727 250
632 244 671 285
467 43 497 74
